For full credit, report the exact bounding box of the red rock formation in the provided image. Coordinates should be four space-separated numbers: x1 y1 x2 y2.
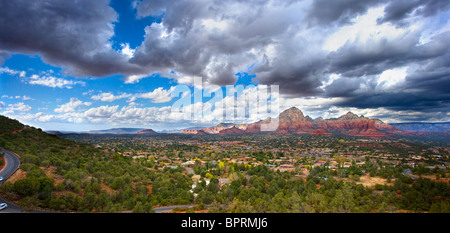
203 107 401 138
196 130 208 135
218 126 245 135
310 129 332 136
320 112 398 138
276 107 313 134
136 129 158 135
244 121 262 133
204 123 247 134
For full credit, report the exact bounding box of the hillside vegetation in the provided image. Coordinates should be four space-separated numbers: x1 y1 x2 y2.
0 115 24 135
0 115 193 212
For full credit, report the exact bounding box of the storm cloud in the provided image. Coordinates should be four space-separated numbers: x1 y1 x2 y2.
378 0 450 25
0 0 450 122
305 0 387 26
0 0 144 77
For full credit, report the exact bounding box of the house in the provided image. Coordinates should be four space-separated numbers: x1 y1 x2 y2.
182 161 196 167
313 161 327 168
191 175 201 183
356 162 365 167
123 152 133 157
278 164 295 172
132 155 146 160
218 178 230 189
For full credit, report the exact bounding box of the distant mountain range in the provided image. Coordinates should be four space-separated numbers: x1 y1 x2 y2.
47 128 150 135
176 107 404 138
389 122 450 132
42 107 450 139
85 128 147 134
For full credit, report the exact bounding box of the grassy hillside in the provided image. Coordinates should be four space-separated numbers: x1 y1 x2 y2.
0 115 193 212
0 115 24 135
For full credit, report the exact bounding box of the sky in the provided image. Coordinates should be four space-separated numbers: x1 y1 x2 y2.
0 0 450 131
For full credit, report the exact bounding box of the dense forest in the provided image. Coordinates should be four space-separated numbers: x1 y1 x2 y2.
0 115 449 213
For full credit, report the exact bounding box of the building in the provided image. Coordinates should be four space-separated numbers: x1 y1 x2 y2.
182 161 196 167
278 164 295 172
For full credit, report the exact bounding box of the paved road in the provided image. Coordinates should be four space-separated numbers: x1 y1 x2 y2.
0 149 20 184
0 149 24 213
153 204 199 213
403 169 419 179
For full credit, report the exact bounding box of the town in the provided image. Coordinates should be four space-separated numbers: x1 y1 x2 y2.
61 133 450 212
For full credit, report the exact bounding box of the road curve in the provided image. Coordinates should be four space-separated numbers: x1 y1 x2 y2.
402 169 419 179
0 149 21 184
0 149 24 213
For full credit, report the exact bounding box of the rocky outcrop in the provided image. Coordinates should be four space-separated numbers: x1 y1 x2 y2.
316 112 398 138
310 129 332 136
204 123 247 134
275 107 313 134
218 126 245 135
196 130 208 135
136 129 158 135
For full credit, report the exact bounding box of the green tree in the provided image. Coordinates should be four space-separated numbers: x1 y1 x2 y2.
226 198 254 213
13 177 41 196
207 178 220 194
195 190 215 205
132 202 145 213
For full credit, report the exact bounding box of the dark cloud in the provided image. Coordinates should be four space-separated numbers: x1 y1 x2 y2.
327 31 420 77
328 30 450 78
0 0 144 77
323 29 450 117
335 91 450 113
376 0 422 25
378 0 450 25
130 0 302 86
254 56 327 97
324 77 371 98
404 56 450 95
305 0 386 26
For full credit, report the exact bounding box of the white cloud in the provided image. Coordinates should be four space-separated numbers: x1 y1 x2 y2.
136 86 176 103
54 98 92 113
34 112 55 122
202 18 229 31
0 67 26 77
91 92 132 102
82 90 95 96
123 74 148 84
84 105 119 119
120 43 135 58
1 95 33 100
6 102 32 112
323 6 408 52
27 74 85 89
89 87 176 103
377 66 408 89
